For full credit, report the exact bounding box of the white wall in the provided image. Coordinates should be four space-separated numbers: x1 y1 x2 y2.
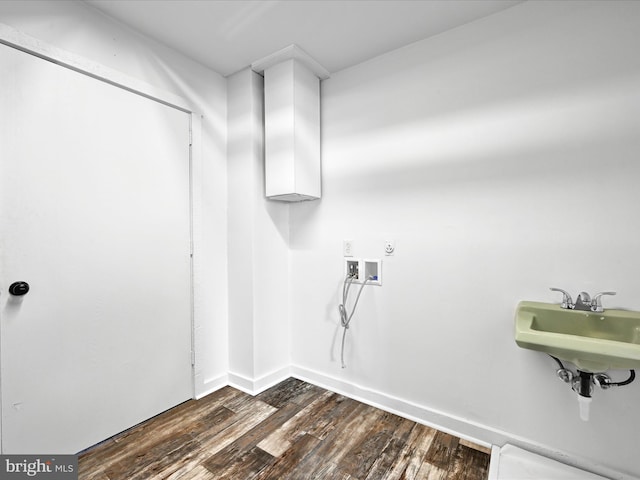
290 1 640 478
0 0 229 397
227 69 259 382
5 0 640 476
227 69 291 392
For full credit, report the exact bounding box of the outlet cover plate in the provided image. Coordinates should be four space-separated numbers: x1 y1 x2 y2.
384 240 395 256
343 239 354 257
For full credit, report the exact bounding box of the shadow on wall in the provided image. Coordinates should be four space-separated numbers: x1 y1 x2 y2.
322 73 640 194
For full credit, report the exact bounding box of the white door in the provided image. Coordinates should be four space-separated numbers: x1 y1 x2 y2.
0 43 193 453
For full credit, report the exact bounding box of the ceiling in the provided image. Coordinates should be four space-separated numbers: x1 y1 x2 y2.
84 0 523 77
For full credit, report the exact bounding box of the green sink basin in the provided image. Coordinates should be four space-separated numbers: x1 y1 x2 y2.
515 301 640 372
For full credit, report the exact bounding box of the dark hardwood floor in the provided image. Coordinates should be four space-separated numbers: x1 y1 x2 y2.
79 378 490 479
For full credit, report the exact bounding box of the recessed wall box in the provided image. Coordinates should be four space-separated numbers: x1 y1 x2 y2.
344 258 382 285
345 259 360 281
363 259 382 286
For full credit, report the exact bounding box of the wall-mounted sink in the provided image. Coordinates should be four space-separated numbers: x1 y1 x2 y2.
515 301 640 372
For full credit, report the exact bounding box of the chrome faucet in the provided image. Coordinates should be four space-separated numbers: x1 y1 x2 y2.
550 288 616 312
574 292 592 311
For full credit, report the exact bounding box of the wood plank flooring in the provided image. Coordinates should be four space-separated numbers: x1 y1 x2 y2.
79 378 490 480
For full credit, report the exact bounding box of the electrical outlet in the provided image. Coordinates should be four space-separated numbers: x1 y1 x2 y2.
384 240 395 256
343 239 354 257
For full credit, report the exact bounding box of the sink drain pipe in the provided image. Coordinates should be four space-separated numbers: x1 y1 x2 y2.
575 371 593 421
576 370 593 397
549 355 636 421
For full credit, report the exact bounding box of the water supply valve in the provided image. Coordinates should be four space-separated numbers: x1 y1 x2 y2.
556 368 573 384
593 370 635 389
593 373 612 389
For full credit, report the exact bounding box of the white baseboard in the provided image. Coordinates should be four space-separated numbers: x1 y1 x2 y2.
290 365 633 480
195 373 229 400
228 366 291 396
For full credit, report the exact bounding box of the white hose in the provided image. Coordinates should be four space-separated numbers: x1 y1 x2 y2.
338 274 371 368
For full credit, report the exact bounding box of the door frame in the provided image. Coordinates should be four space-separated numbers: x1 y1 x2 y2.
0 23 204 452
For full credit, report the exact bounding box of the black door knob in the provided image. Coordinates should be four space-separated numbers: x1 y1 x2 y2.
9 281 29 296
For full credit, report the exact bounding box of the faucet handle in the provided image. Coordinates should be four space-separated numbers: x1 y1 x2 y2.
550 287 573 309
591 292 616 312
